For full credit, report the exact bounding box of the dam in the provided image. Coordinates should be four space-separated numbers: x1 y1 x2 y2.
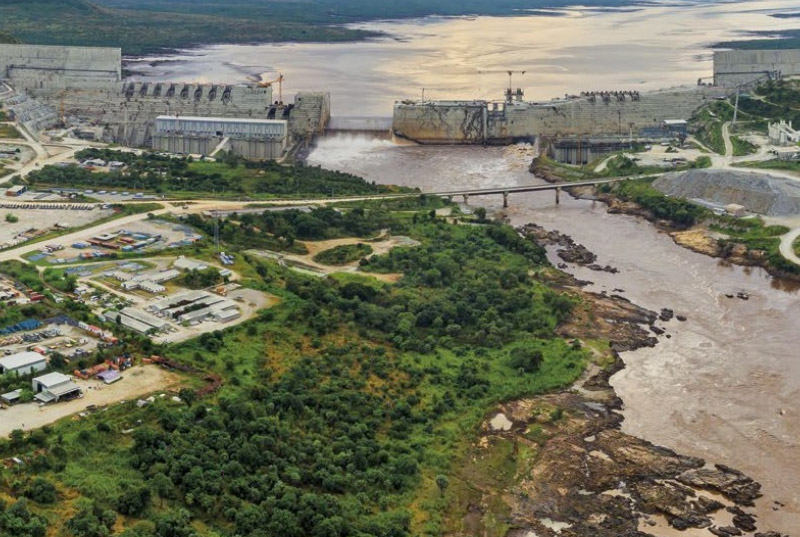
392 49 800 145
0 43 330 157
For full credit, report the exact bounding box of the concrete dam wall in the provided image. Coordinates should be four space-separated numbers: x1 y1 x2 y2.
393 86 728 144
0 44 121 94
0 44 331 152
714 49 800 88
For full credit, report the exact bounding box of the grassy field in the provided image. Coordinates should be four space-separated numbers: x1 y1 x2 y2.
27 149 413 200
312 243 373 265
531 153 711 183
730 135 758 156
0 124 23 139
734 159 800 174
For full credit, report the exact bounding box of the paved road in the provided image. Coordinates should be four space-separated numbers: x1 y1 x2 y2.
779 227 800 267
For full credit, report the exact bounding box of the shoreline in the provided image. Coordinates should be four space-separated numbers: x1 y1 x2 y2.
534 175 800 284
468 227 789 536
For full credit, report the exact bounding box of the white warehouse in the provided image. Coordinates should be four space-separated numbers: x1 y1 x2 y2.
152 116 288 159
0 351 47 376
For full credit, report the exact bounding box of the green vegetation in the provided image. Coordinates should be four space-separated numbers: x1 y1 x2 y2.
597 178 710 227
715 29 800 51
0 124 23 139
26 149 412 200
183 203 410 253
730 135 758 157
0 31 20 44
532 153 710 183
735 159 800 173
0 0 635 53
0 203 593 537
711 216 799 275
313 243 374 265
178 268 224 289
0 0 376 55
689 100 733 154
4 213 18 223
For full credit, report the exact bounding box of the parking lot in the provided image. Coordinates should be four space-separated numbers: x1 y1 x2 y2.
0 205 113 250
26 219 202 264
0 324 100 358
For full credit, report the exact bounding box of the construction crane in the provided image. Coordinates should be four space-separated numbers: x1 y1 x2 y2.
478 69 527 103
247 73 284 104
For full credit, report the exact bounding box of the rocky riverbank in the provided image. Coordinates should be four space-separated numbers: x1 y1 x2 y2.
591 190 800 282
452 226 790 537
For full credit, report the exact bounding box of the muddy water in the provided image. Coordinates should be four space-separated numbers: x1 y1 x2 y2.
308 136 800 532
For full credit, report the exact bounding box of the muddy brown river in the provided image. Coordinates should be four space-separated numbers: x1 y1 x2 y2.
308 137 800 532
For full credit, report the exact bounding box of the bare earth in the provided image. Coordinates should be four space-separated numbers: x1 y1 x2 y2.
0 365 182 436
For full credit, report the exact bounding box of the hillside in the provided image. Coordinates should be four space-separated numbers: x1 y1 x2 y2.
0 0 376 54
0 31 20 44
1 0 639 54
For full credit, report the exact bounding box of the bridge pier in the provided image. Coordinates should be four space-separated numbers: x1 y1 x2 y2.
502 191 509 208
462 194 470 204
555 187 561 205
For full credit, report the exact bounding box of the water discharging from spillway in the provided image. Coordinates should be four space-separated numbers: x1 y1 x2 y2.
308 134 800 532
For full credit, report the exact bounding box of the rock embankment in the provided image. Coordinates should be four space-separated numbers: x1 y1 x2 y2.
455 223 784 537
653 169 800 217
520 223 619 274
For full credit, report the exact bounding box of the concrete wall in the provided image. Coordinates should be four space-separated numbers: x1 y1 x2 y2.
713 49 800 87
0 44 121 94
393 86 728 144
289 92 331 139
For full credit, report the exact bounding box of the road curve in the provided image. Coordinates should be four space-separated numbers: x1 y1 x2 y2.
779 227 800 267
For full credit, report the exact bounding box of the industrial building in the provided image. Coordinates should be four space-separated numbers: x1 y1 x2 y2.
152 116 288 159
5 185 27 197
0 43 330 156
148 290 240 325
107 307 172 335
173 256 208 272
32 372 81 404
768 120 800 146
0 351 47 376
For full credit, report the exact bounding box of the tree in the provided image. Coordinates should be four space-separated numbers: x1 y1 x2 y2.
116 482 151 516
435 475 449 497
473 207 487 222
509 347 544 373
24 478 57 504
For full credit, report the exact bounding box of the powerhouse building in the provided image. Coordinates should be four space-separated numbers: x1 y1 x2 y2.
153 116 288 159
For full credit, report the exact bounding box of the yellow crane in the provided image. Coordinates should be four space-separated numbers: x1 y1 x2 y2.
247 73 285 104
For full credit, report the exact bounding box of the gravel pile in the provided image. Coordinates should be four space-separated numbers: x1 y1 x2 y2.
653 169 800 216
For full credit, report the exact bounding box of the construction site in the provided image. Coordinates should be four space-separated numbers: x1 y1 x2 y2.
392 50 800 149
0 43 330 159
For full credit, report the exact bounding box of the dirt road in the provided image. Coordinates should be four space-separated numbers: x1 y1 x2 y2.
0 365 182 436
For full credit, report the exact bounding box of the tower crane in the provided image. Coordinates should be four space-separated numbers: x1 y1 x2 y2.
478 69 527 103
247 73 285 104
